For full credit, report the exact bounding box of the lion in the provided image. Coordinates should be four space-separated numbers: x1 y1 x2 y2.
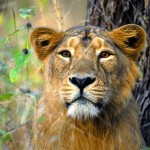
30 24 146 150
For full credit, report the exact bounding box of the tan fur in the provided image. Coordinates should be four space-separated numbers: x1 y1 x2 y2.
30 27 64 62
30 24 146 150
107 25 146 60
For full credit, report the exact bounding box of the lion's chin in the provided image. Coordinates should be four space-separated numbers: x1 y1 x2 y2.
67 101 100 120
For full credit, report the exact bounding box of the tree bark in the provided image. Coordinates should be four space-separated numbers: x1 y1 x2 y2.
86 0 150 147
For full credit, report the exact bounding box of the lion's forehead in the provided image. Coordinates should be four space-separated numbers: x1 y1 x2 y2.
65 26 105 36
62 26 112 50
65 36 106 49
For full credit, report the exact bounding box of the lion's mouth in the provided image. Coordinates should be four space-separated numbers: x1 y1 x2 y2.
65 97 103 110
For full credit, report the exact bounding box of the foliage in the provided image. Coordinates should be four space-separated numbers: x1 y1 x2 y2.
0 6 41 149
0 0 118 149
9 50 31 83
19 8 35 19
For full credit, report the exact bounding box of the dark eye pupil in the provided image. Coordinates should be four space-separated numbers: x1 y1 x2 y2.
60 51 71 57
99 52 110 58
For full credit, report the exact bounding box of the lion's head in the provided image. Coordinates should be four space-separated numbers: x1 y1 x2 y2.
30 24 146 121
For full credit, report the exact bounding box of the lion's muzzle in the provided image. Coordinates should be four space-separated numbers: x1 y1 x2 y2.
64 75 103 120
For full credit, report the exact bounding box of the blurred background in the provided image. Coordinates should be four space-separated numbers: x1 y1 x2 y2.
0 0 87 149
1 0 150 149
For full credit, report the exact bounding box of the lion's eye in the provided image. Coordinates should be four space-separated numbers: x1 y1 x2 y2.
59 50 71 58
99 51 111 58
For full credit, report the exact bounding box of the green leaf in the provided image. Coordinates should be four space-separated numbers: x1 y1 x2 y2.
15 51 31 68
4 133 12 141
0 93 14 101
19 8 35 19
9 51 31 83
9 68 20 83
0 130 7 136
0 130 12 142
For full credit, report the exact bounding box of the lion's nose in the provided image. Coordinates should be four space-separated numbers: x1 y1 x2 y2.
69 77 96 90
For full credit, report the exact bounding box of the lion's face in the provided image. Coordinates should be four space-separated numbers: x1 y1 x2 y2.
30 25 146 120
47 35 126 120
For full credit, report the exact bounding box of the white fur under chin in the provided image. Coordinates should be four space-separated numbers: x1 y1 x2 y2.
67 102 100 120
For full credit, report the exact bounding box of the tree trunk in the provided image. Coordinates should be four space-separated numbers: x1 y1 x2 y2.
86 0 150 147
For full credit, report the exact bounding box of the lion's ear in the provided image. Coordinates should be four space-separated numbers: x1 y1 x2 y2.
108 24 146 61
30 27 63 61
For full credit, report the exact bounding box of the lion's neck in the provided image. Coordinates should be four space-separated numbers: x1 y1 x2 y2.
42 114 141 150
34 97 141 150
34 101 141 150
